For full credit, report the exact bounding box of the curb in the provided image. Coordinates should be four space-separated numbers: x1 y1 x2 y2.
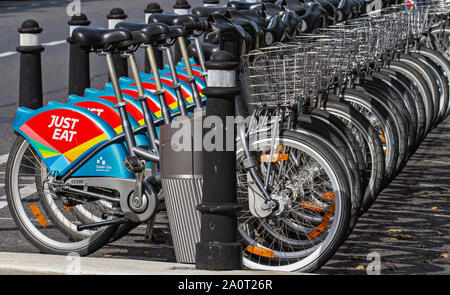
0 252 297 275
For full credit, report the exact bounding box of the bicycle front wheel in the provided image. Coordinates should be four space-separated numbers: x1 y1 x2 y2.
237 130 351 272
5 135 119 256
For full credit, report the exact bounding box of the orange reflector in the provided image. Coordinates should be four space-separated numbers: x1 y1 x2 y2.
260 153 289 163
29 204 47 228
308 203 335 241
65 206 72 212
322 192 335 200
379 125 387 143
300 201 324 213
246 245 275 258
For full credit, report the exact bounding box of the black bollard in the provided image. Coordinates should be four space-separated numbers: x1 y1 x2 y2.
68 14 91 96
203 0 220 7
173 0 191 64
145 3 164 71
195 50 242 270
17 20 44 109
173 0 191 15
107 8 128 79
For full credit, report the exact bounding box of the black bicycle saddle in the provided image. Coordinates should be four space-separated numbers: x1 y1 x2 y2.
223 9 264 50
262 3 285 17
279 0 307 16
301 1 328 33
187 41 220 61
227 1 265 11
147 13 199 27
315 0 338 25
71 26 131 50
115 22 169 45
115 30 152 49
207 12 251 56
155 26 186 45
191 6 229 19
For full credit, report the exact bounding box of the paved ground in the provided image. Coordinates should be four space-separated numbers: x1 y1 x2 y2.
319 118 450 274
0 252 293 275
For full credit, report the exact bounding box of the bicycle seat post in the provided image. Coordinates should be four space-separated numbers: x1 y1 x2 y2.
178 36 203 109
161 44 189 116
192 36 208 81
144 45 172 124
126 51 159 153
104 51 137 156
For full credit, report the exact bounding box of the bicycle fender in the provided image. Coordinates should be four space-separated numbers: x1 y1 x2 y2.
101 82 164 120
83 88 147 125
13 105 133 179
138 73 199 107
119 77 180 113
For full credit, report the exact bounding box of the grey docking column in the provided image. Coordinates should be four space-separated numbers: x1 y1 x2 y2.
17 20 44 109
195 50 242 270
107 8 128 79
145 3 164 71
68 14 91 96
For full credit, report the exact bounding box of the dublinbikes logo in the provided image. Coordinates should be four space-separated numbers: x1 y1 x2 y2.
170 112 281 153
96 156 112 172
67 0 82 17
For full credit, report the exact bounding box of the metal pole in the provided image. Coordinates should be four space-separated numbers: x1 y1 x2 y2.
145 3 164 71
195 50 242 270
68 13 91 96
173 0 191 15
17 20 44 109
107 8 128 79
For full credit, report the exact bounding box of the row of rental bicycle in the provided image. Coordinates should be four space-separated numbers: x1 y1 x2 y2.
5 0 450 272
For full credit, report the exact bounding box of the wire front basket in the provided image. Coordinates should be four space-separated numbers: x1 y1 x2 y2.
242 44 322 107
240 0 448 107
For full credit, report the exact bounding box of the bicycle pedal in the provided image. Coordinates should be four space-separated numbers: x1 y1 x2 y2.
123 156 146 173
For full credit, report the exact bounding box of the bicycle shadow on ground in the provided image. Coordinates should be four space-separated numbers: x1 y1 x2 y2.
96 216 177 263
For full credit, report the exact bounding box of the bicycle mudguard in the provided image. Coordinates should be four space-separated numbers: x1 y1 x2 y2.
175 58 207 79
65 97 153 169
159 65 206 92
137 73 198 107
13 105 133 179
174 57 203 74
81 89 162 137
64 97 151 146
83 88 147 124
118 77 181 113
165 67 206 93
100 83 163 120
